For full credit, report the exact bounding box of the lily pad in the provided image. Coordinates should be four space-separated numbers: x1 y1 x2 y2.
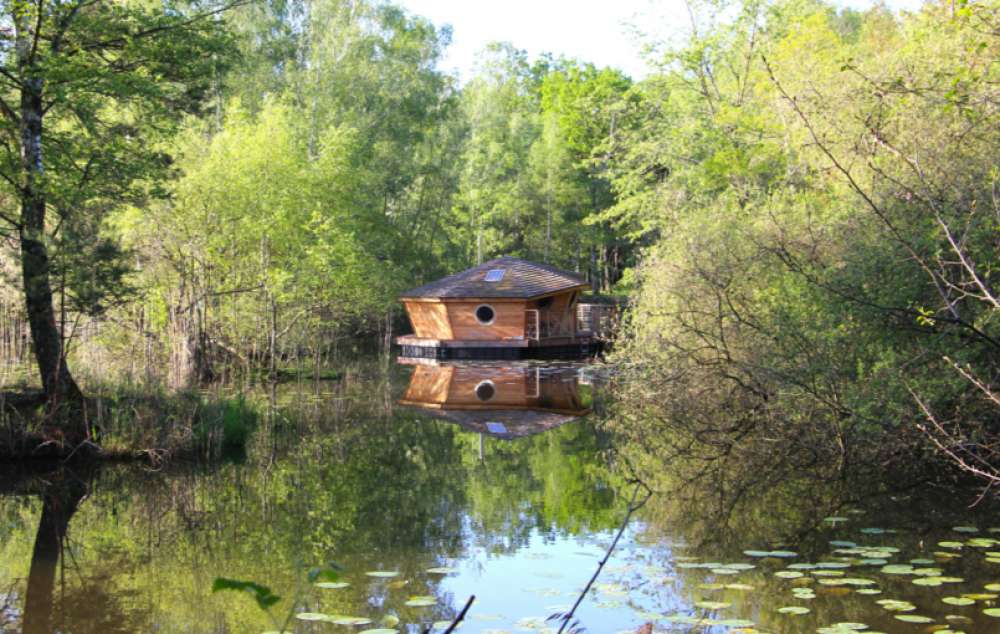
942 597 975 606
694 601 730 610
985 608 1000 617
330 616 373 625
316 581 350 589
777 606 810 615
404 595 437 607
894 615 933 623
295 613 329 621
366 571 401 578
426 567 459 574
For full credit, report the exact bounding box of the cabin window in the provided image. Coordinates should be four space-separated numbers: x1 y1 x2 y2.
475 304 496 325
536 296 553 309
475 380 496 402
484 269 505 282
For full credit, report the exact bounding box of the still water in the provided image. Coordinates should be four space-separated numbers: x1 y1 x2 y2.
1 360 998 633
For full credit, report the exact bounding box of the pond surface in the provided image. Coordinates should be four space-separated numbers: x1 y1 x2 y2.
0 359 998 633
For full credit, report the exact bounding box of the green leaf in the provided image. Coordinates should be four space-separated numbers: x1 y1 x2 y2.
211 577 280 611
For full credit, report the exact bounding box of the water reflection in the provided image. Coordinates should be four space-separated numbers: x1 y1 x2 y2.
0 363 998 633
398 360 592 439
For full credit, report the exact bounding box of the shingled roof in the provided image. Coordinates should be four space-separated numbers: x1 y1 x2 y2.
400 257 589 300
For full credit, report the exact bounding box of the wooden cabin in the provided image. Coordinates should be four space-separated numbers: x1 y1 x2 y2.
396 257 597 359
398 360 591 439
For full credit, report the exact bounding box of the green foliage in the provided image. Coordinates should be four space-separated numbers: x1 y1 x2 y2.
610 0 1000 484
212 577 282 610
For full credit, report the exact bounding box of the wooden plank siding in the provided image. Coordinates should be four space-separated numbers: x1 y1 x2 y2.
403 300 453 339
444 300 528 341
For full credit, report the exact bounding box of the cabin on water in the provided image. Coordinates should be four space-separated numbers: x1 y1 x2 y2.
396 257 601 359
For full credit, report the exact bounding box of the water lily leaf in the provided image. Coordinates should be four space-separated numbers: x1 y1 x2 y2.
811 570 845 577
366 571 400 578
426 567 459 574
830 541 857 548
316 581 350 589
330 616 373 625
942 597 975 606
714 619 755 627
856 588 882 595
726 583 755 591
985 608 1000 617
880 565 915 575
694 601 730 610
938 542 964 549
876 599 916 612
404 596 437 607
953 526 978 533
894 615 933 623
775 571 804 579
985 583 1000 591
961 592 998 600
777 606 810 615
295 613 329 621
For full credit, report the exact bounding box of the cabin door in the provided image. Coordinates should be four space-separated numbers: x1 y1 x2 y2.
525 309 540 341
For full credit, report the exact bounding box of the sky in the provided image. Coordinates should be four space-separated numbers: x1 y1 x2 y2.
397 0 928 81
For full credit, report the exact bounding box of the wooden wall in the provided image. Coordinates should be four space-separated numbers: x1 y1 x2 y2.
534 291 577 338
445 300 527 341
403 300 453 339
403 293 581 341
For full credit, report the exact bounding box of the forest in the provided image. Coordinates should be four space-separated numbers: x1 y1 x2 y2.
0 0 997 486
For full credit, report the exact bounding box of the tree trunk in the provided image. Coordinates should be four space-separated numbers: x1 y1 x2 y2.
16 17 84 418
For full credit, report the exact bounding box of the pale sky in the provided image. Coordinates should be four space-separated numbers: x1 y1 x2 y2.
398 0 928 81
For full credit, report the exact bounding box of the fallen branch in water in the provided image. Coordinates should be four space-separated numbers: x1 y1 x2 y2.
551 479 653 634
423 594 474 634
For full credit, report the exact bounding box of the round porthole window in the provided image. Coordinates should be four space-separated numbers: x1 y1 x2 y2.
475 304 495 325
475 380 496 402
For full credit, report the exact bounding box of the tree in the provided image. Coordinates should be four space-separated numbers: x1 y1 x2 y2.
0 0 236 427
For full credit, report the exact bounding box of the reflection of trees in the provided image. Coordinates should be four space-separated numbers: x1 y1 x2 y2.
0 373 625 632
461 420 622 554
1 464 149 634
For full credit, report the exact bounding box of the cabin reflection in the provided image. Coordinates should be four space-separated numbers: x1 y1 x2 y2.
398 360 591 439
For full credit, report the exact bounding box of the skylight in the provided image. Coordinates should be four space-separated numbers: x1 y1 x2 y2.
484 269 505 282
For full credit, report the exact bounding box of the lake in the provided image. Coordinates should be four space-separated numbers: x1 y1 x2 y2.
1 359 998 633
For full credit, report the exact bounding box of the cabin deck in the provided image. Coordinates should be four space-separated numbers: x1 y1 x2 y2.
395 334 600 360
